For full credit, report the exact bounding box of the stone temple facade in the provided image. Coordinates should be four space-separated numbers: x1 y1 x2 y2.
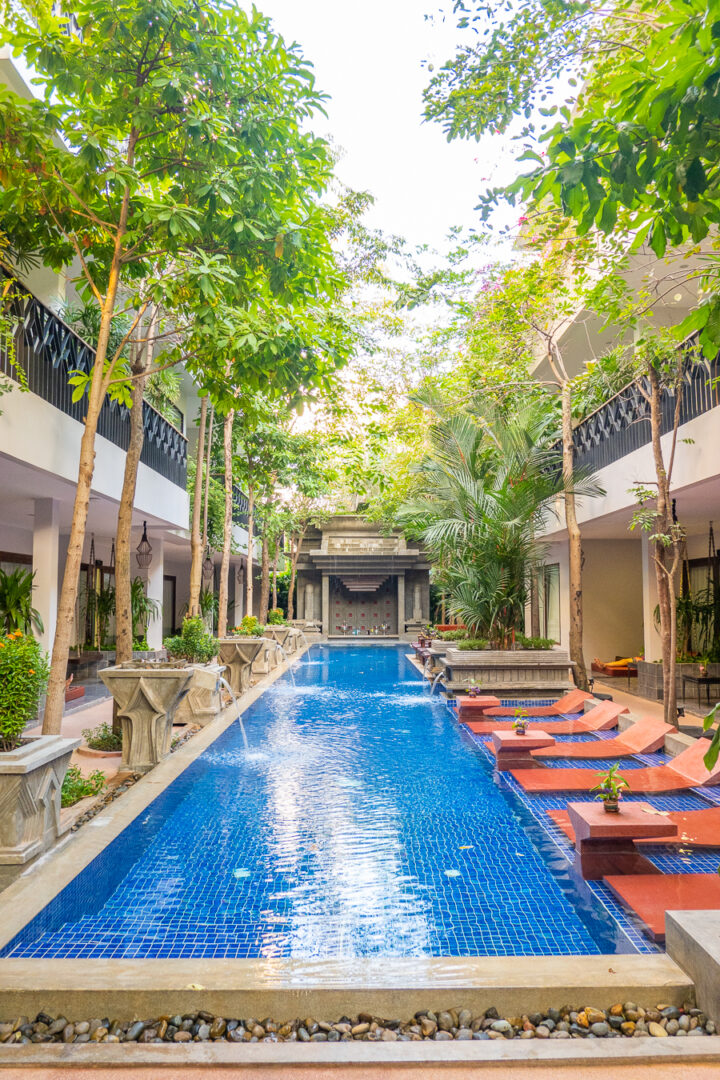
295 515 431 639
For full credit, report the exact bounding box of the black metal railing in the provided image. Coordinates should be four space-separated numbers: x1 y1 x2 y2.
569 338 720 474
0 273 188 488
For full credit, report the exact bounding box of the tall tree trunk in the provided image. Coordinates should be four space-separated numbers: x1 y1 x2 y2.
217 408 234 638
530 577 541 638
188 395 208 618
259 527 270 625
245 483 255 617
272 542 279 610
561 383 588 691
647 366 678 725
115 309 157 665
201 406 214 552
42 200 133 733
286 526 306 621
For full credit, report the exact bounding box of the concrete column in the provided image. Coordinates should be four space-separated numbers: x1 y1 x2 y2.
233 565 244 626
146 536 164 650
305 581 314 622
321 573 330 636
297 573 305 620
641 533 662 661
397 573 405 635
412 581 422 622
32 498 60 655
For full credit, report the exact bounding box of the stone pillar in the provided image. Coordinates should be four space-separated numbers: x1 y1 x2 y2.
641 533 662 662
32 498 60 655
412 581 422 622
297 573 305 620
321 573 330 636
233 564 245 627
397 573 405 635
146 536 164 650
305 581 315 622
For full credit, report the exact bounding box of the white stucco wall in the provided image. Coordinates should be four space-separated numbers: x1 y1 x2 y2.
0 385 189 529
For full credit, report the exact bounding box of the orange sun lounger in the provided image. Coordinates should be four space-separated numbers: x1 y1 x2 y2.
604 873 720 942
530 716 672 759
463 699 627 736
511 738 720 793
548 805 720 848
481 688 593 717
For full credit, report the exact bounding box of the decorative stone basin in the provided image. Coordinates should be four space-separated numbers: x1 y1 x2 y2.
217 638 266 695
441 648 575 699
263 626 292 651
100 664 194 773
252 638 278 675
285 627 304 654
0 735 80 887
173 663 226 727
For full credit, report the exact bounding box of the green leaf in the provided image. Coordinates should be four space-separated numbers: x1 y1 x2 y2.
650 219 667 259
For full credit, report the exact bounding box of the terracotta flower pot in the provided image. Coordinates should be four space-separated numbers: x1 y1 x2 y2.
603 799 620 813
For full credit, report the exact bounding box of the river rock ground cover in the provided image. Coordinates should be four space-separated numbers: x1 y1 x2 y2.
1 1003 715 1044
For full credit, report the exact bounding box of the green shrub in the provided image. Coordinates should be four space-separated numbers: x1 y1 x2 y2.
230 615 264 638
82 721 122 752
164 617 218 664
437 629 467 641
267 608 286 625
456 638 489 650
61 765 106 807
516 635 555 651
0 631 50 751
132 635 149 652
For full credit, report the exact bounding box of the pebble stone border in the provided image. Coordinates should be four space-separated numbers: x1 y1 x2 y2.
0 1003 715 1045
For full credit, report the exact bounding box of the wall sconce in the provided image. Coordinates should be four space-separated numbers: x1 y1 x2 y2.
135 522 153 569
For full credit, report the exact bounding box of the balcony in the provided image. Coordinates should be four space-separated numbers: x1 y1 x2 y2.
0 275 188 488
569 339 720 475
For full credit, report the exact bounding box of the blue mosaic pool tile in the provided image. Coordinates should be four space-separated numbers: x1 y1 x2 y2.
3 646 636 960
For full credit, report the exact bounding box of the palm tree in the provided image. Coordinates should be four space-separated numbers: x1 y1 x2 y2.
399 393 595 647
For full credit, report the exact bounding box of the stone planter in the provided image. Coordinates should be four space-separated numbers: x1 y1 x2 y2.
217 638 266 695
264 626 292 652
0 735 80 887
173 663 226 727
441 647 575 699
252 637 279 675
285 627 305 654
100 664 194 773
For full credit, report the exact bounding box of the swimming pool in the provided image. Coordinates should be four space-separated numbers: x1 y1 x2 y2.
3 644 635 959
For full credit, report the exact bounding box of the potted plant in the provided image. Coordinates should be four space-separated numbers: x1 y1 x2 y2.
592 763 630 813
164 617 224 725
698 654 710 677
467 681 483 698
0 631 79 884
512 707 529 736
267 608 286 625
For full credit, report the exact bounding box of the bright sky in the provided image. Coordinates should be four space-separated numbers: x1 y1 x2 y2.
253 0 512 252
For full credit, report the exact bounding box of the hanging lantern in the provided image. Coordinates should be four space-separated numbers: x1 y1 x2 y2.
203 550 214 580
135 521 153 569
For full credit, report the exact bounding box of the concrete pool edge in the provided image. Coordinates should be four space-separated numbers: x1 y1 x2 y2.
0 645 311 954
0 953 693 1017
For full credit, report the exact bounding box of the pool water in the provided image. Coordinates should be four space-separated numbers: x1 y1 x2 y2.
3 645 633 959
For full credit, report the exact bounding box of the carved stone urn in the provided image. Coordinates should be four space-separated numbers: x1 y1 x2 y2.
263 626 292 653
173 663 226 727
0 735 80 887
217 638 266 695
100 664 194 773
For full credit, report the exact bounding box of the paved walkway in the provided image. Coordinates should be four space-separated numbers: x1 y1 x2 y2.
0 1063 717 1078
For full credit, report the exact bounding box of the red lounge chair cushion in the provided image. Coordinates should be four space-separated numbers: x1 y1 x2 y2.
604 873 720 942
531 716 671 759
483 689 592 717
464 700 626 736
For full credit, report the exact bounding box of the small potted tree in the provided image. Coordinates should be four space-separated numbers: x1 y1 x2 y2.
164 617 225 726
592 763 630 813
0 631 79 883
512 707 529 736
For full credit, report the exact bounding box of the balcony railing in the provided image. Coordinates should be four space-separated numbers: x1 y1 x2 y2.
569 339 720 475
232 485 251 529
0 274 188 488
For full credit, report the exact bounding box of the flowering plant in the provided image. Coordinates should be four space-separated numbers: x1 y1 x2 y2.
512 708 529 734
592 763 630 803
467 681 483 697
0 631 50 751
